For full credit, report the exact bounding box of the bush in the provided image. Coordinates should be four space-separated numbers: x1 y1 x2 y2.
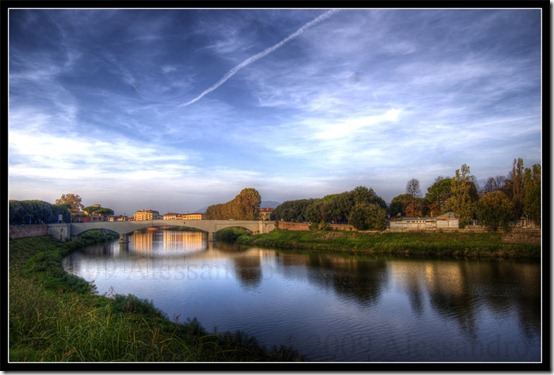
215 227 251 243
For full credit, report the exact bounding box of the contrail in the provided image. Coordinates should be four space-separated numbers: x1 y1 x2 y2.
180 9 341 107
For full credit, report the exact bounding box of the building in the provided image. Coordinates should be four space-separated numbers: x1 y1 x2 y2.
134 209 161 221
109 215 129 222
182 213 203 220
389 212 459 231
163 213 204 220
259 208 274 221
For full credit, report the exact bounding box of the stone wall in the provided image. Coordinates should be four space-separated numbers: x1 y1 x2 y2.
277 221 310 231
276 222 355 231
9 224 49 239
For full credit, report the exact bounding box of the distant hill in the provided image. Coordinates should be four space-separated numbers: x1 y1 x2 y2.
196 200 280 214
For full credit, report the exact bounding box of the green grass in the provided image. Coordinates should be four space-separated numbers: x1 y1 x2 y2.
9 233 305 362
237 229 541 259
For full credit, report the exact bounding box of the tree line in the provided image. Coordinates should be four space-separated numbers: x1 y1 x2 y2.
9 193 114 225
273 157 541 231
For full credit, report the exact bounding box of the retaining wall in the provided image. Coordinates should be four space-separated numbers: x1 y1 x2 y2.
9 224 49 239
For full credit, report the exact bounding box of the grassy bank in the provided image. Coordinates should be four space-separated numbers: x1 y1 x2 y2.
237 229 541 259
9 233 304 362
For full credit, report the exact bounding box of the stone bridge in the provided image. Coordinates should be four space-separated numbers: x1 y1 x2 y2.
48 219 275 243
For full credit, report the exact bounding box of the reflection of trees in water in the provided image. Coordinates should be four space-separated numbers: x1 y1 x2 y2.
233 255 262 288
277 253 388 306
469 261 541 337
423 260 540 339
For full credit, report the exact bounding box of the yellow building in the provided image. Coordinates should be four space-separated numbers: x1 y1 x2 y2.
182 213 203 220
134 209 161 221
162 213 204 220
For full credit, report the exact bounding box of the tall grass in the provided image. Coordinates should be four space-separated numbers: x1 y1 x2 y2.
9 233 305 362
237 229 541 259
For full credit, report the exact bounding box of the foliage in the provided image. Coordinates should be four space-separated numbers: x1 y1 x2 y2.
477 191 514 231
238 229 540 259
425 177 453 217
272 199 315 222
482 175 506 193
9 200 71 225
275 186 387 228
405 178 421 198
523 164 541 224
348 203 387 230
447 164 478 227
390 194 426 217
9 236 305 362
55 193 85 214
83 205 115 216
205 188 261 220
215 227 251 242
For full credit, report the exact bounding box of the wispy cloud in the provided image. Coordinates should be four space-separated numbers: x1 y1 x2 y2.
180 9 341 107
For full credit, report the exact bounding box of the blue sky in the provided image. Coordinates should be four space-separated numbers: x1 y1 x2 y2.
8 8 542 215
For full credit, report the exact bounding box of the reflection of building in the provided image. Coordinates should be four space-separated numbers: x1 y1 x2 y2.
163 213 204 220
163 231 204 251
259 208 274 221
134 209 161 221
389 212 459 231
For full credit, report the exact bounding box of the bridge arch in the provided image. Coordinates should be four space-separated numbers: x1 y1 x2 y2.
67 220 275 242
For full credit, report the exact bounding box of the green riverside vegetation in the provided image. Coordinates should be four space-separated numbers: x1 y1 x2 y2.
236 229 541 259
9 232 304 362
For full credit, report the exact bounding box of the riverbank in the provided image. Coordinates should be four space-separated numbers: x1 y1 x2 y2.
8 233 304 363
236 229 541 259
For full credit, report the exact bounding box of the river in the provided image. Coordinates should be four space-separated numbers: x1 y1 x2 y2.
62 229 541 362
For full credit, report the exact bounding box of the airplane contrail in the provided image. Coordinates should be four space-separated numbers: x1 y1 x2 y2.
180 9 341 108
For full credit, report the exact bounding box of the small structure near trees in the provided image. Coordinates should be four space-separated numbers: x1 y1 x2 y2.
389 212 459 232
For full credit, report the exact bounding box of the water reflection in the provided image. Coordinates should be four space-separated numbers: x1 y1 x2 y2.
63 230 541 362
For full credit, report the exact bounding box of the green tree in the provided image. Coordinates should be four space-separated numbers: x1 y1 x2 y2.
55 193 84 214
425 177 453 216
205 188 261 220
477 191 514 231
523 163 541 224
509 158 525 219
84 205 115 216
348 203 387 230
447 164 478 227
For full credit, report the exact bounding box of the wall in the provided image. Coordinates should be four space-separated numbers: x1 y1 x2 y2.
277 222 310 231
47 224 72 241
9 224 49 239
277 222 354 231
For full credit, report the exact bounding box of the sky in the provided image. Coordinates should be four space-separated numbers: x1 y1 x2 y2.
8 7 543 215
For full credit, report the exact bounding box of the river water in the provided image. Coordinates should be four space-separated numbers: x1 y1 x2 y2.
62 229 541 362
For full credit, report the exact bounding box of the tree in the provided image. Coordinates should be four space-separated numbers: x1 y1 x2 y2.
9 200 71 224
523 163 541 224
425 177 452 216
55 193 84 214
477 191 514 231
205 188 261 220
84 205 115 216
483 176 506 193
447 164 478 227
406 178 421 198
510 158 525 219
348 203 387 230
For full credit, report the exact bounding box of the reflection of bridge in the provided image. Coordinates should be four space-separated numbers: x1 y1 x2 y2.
47 220 275 243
